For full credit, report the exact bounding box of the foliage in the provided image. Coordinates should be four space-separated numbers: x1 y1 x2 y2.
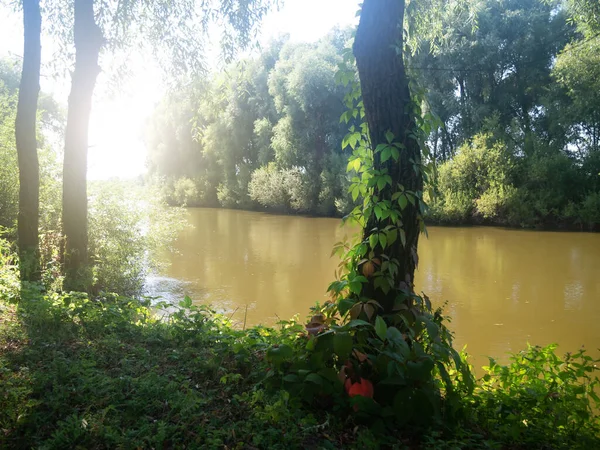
0 265 598 448
470 344 600 448
553 35 600 155
248 164 311 213
0 236 19 303
0 79 19 230
146 31 356 216
256 31 475 431
430 134 517 223
144 0 600 230
87 180 185 297
0 59 64 234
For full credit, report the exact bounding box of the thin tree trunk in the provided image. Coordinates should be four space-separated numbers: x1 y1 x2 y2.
354 0 423 311
15 0 42 281
63 0 103 290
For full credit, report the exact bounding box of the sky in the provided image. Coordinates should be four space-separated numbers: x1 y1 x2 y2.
0 0 360 179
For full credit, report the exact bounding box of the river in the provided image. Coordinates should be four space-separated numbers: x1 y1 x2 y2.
147 207 600 366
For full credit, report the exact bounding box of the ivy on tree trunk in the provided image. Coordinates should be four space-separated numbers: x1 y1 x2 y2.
353 0 423 312
15 0 42 281
63 0 103 290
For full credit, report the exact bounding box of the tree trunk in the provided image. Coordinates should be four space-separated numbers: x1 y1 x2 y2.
354 0 423 312
16 0 42 281
63 0 103 290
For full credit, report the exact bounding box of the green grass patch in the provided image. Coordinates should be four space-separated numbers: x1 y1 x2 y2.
1 287 599 449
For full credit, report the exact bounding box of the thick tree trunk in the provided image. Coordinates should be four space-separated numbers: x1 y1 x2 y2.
63 0 103 289
354 0 423 310
16 0 42 281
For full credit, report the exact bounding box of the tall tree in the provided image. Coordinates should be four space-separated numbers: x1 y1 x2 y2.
354 0 422 306
15 0 42 280
62 0 103 288
61 0 277 289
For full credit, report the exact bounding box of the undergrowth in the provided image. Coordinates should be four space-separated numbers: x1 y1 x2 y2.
1 283 598 449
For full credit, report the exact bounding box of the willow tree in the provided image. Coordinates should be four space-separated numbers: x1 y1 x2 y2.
15 0 42 280
61 0 278 289
62 0 103 287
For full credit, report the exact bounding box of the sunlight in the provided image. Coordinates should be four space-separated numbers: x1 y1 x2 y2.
88 100 148 180
87 70 162 180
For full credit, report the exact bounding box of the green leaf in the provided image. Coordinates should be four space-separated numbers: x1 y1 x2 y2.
407 358 435 381
338 298 355 316
369 233 378 249
387 228 398 245
347 319 371 328
305 373 323 385
426 320 439 340
267 344 294 363
379 233 387 249
398 195 408 210
375 316 388 341
374 205 382 219
283 374 300 383
385 130 394 143
334 332 353 358
381 146 392 163
399 229 406 247
179 295 193 308
349 280 362 295
342 135 349 150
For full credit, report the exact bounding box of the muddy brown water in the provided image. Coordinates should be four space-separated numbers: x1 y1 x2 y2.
147 208 600 367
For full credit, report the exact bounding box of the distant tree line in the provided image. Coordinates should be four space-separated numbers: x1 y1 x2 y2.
147 0 600 229
145 29 356 216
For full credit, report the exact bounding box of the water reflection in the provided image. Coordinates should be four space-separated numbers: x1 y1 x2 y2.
150 208 600 366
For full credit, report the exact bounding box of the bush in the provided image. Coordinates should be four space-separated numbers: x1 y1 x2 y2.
0 237 19 303
171 176 199 206
248 164 312 213
0 85 18 230
580 191 600 229
435 134 516 223
469 344 600 448
87 181 185 296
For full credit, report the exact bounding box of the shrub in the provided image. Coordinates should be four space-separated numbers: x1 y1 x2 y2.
435 134 516 223
470 344 600 448
0 85 18 230
88 181 185 296
248 164 311 213
0 236 19 303
580 191 600 229
171 176 199 206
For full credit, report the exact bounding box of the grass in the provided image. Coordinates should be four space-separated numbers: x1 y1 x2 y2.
1 284 599 449
0 289 321 449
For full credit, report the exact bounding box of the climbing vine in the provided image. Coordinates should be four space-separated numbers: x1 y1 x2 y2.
265 43 473 426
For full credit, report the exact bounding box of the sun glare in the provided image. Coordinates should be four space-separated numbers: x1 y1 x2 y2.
87 69 163 181
88 100 149 180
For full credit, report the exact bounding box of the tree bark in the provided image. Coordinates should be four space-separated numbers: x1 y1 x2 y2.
15 0 42 281
63 0 103 289
354 0 423 310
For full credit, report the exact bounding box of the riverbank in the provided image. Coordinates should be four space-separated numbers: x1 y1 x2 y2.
166 201 600 233
1 283 599 448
